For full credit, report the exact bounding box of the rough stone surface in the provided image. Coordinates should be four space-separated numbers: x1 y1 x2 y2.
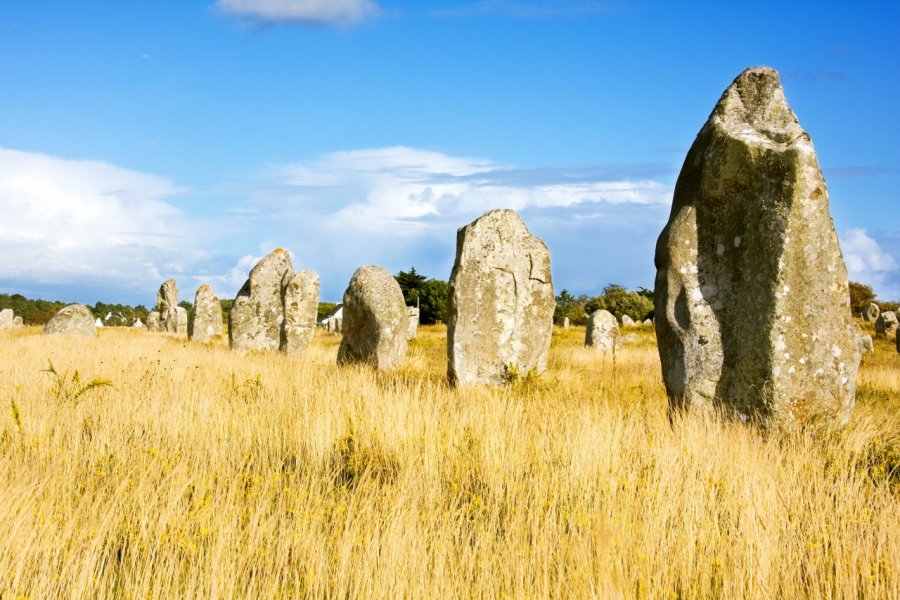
447 209 554 386
191 284 224 343
157 279 178 312
653 66 860 427
585 309 619 351
859 334 874 355
147 312 161 332
861 302 880 322
621 314 635 326
0 309 13 330
230 249 294 351
337 266 408 370
43 304 97 337
13 316 23 328
407 306 419 340
875 311 898 339
281 269 320 354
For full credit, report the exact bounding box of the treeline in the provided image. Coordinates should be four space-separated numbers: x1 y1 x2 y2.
555 285 655 326
4 279 894 327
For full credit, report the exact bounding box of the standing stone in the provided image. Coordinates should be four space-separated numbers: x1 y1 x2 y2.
175 307 188 336
191 284 224 343
875 311 898 339
861 302 880 322
281 270 320 354
43 304 97 337
654 67 860 427
337 266 408 370
334 317 342 333
156 279 181 333
407 306 420 340
621 314 635 326
643 319 653 326
858 334 874 355
230 249 293 351
447 209 554 386
563 316 570 329
0 309 13 330
13 316 23 328
585 309 619 351
147 311 161 332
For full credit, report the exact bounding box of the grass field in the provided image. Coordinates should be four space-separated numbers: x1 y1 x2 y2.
1 323 898 598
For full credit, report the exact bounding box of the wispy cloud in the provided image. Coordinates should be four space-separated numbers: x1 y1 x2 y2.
433 0 616 18
841 228 899 299
213 0 380 27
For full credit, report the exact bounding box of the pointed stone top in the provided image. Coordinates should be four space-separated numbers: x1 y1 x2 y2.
710 66 806 149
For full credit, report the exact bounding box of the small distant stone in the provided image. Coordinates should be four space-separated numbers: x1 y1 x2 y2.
563 316 570 329
43 304 97 337
147 311 161 332
875 311 898 338
621 314 635 326
406 306 419 340
858 333 874 355
0 308 14 331
585 309 619 351
861 302 880 322
13 316 23 328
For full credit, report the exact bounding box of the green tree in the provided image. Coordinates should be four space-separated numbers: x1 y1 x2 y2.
418 279 448 324
586 284 654 322
554 289 585 325
849 281 876 316
395 267 427 305
317 302 338 322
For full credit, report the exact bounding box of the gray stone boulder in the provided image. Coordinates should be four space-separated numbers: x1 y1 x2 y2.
407 306 419 340
858 334 874 355
43 304 97 337
875 311 898 339
563 316 570 329
653 66 860 427
13 316 23 328
230 249 320 353
190 284 224 343
175 307 188 336
447 209 554 386
281 269 320 354
230 249 293 351
147 311 161 332
621 314 635 326
0 308 14 330
337 266 408 370
156 279 181 333
861 302 880 322
585 309 619 351
643 319 653 326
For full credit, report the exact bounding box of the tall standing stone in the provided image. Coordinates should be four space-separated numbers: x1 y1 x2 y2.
585 309 619 351
861 302 880 322
447 209 554 386
43 304 97 337
147 311 161 332
229 249 320 353
190 284 224 343
654 67 860 427
281 269 320 354
875 311 898 339
0 309 14 331
407 306 419 340
230 249 293 351
337 266 408 370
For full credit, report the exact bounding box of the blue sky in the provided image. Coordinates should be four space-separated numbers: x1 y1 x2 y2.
1 0 898 305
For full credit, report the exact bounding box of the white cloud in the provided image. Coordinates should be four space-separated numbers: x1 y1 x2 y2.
841 228 898 298
214 0 380 27
0 148 218 301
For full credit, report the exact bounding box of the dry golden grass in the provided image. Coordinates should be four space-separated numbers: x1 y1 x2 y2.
0 322 898 598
